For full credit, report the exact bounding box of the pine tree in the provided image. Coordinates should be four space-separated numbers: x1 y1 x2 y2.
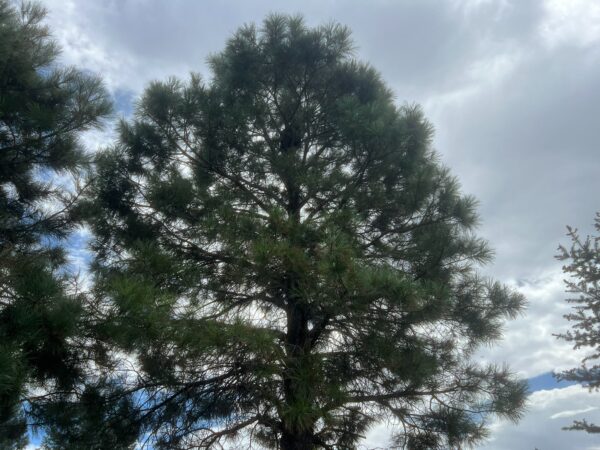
0 1 111 446
555 212 600 433
74 15 526 449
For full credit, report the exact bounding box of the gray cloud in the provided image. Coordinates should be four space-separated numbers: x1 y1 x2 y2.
431 22 600 278
38 0 600 446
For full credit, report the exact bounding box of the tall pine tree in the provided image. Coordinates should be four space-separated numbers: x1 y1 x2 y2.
555 212 600 433
75 15 526 449
0 1 110 446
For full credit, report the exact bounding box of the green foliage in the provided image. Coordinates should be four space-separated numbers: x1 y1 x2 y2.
555 212 600 433
39 381 140 450
0 0 111 444
76 13 525 449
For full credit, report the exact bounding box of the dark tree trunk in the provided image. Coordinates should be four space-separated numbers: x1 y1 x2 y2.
280 298 316 449
281 429 315 450
279 135 316 449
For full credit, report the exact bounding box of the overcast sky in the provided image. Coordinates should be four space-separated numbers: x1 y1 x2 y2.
37 0 600 448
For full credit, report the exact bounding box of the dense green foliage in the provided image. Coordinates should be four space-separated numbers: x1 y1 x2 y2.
556 212 600 433
0 1 110 446
64 16 527 449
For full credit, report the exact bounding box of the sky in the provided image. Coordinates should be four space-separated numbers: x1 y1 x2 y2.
34 0 600 448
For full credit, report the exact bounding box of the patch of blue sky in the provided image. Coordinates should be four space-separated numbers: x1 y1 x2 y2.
528 372 578 393
65 227 94 270
35 226 93 279
113 88 136 119
27 432 43 448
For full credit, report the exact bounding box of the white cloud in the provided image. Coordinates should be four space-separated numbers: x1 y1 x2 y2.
540 0 600 49
362 386 600 449
481 385 600 450
551 406 598 420
476 265 588 378
42 0 196 93
362 421 398 449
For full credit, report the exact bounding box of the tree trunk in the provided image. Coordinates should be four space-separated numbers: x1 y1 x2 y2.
280 135 316 449
281 429 315 450
280 300 316 449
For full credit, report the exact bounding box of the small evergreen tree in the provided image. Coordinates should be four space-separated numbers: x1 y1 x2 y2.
556 212 600 433
76 15 526 449
0 1 110 446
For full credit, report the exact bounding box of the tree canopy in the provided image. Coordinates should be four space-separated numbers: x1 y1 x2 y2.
0 0 110 446
555 212 600 433
32 14 524 450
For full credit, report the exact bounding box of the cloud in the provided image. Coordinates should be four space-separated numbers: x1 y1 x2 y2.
34 0 600 447
481 385 600 450
475 266 589 378
38 0 598 278
363 385 600 450
429 43 600 283
540 0 600 49
551 406 598 420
